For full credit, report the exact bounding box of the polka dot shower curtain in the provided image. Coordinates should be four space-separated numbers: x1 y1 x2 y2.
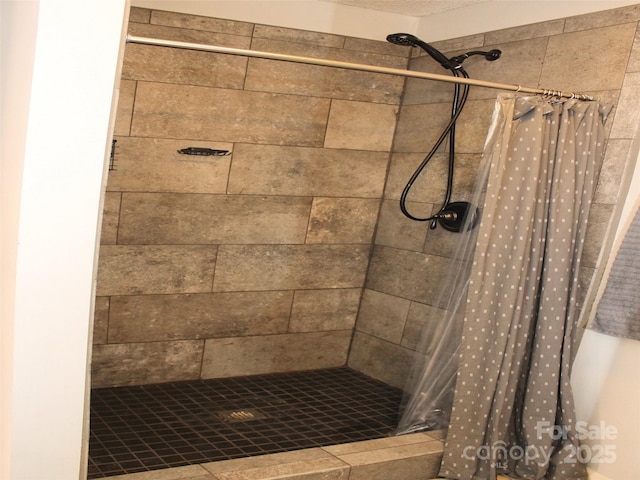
435 95 611 480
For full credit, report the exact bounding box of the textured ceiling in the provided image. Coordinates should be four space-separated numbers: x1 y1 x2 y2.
325 0 491 16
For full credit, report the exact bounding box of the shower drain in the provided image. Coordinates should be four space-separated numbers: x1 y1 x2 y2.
216 408 267 423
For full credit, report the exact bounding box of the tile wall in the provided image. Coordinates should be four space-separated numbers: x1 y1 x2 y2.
93 4 640 390
92 8 409 387
349 4 640 388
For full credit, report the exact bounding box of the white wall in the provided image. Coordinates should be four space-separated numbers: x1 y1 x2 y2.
0 0 127 478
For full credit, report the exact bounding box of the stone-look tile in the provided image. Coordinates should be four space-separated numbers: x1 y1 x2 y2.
93 297 110 345
306 197 379 244
100 192 121 245
253 24 344 48
107 137 232 194
328 438 443 480
431 34 485 53
564 4 640 32
122 44 247 89
212 244 369 291
203 448 349 480
582 203 615 268
384 152 448 203
366 245 458 305
423 212 466 258
201 330 352 378
355 289 410 344
96 245 217 296
131 82 331 146
594 139 634 204
91 340 204 387
128 22 252 49
106 465 212 479
347 331 415 389
343 36 410 58
252 37 409 69
461 38 548 101
454 100 497 153
128 7 151 24
107 291 293 342
401 302 448 351
118 193 312 245
228 144 389 198
626 25 640 72
375 200 430 251
322 432 438 456
324 100 399 151
610 72 640 139
245 57 404 104
114 79 136 136
539 23 636 92
402 55 454 106
289 288 361 332
150 10 254 36
484 19 564 44
393 103 452 153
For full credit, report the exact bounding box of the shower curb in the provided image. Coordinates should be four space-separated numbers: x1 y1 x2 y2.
103 431 445 480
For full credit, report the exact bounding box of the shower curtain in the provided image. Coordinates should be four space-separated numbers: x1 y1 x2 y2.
399 94 611 480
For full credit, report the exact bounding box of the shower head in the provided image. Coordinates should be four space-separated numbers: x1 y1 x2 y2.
386 33 454 70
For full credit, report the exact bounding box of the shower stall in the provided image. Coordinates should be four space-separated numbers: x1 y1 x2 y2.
89 4 639 479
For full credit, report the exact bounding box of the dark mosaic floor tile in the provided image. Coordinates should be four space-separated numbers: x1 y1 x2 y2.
89 367 402 478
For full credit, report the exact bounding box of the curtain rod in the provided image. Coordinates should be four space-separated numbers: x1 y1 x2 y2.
126 34 594 101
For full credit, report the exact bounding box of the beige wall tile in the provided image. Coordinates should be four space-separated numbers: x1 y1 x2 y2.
118 193 312 245
594 139 634 204
306 197 379 244
564 4 640 32
129 7 151 24
128 22 252 48
96 245 217 296
251 37 409 69
347 331 415 389
375 199 430 251
355 289 410 344
100 192 121 245
484 19 564 44
626 25 640 72
454 100 496 153
122 44 247 89
582 203 615 268
402 56 454 106
401 302 448 351
384 152 448 204
245 57 404 104
393 103 452 153
366 245 458 305
253 24 344 47
289 288 361 332
201 330 352 378
343 36 410 57
539 23 636 92
228 144 389 198
131 82 331 146
107 137 232 194
93 297 110 345
202 449 349 479
213 244 369 291
335 441 442 480
108 291 293 342
114 79 136 136
91 340 204 387
324 100 399 151
150 10 254 36
431 34 485 53
610 72 640 139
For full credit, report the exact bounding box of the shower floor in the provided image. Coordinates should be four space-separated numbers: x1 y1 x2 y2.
88 367 403 478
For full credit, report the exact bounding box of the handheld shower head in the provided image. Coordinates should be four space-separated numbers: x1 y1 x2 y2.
386 33 454 70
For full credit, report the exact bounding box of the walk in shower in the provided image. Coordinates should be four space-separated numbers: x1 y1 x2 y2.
89 4 639 479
